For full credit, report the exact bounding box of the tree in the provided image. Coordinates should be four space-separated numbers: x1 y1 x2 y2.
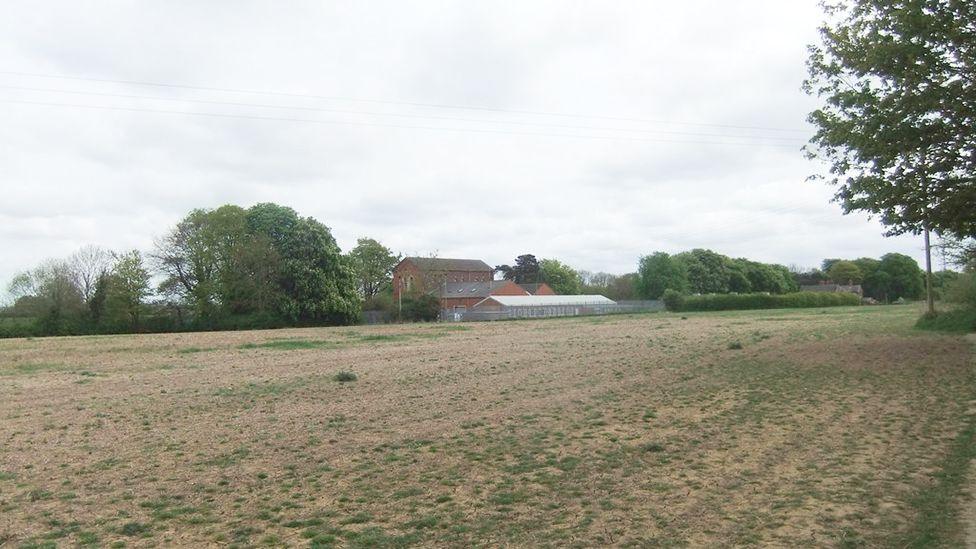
806 0 976 314
497 254 541 284
827 260 863 285
539 259 581 295
608 273 639 301
70 245 114 304
10 260 86 334
737 260 795 294
878 252 924 301
105 250 152 330
246 203 360 325
152 205 249 320
673 249 731 294
347 238 400 300
636 253 688 299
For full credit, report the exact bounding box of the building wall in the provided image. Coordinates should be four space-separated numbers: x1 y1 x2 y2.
440 280 526 310
392 259 493 301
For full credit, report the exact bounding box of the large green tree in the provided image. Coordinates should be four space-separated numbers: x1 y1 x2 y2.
105 250 152 330
673 249 731 294
636 252 688 299
152 205 250 319
806 0 976 314
347 238 400 300
827 260 863 285
496 254 541 284
246 203 360 325
539 259 581 295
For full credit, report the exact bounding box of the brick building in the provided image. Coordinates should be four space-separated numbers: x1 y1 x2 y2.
517 283 556 295
438 280 528 312
392 257 494 304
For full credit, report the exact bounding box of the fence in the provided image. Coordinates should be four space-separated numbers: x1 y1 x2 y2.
439 300 663 322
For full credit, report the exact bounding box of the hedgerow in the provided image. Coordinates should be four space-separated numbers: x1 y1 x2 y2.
664 291 861 312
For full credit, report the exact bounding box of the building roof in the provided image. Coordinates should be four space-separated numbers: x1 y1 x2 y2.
437 281 527 299
475 295 616 307
402 257 493 273
517 283 551 295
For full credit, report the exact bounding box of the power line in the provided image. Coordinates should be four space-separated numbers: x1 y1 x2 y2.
0 85 808 143
0 98 804 148
0 70 812 134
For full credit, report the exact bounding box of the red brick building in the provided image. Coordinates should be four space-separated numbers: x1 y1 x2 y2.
439 280 528 312
517 283 556 295
392 257 568 312
392 257 494 304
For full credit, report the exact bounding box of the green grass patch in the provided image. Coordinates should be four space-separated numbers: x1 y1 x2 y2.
238 339 338 351
178 347 217 354
897 401 976 547
0 363 74 376
915 308 976 334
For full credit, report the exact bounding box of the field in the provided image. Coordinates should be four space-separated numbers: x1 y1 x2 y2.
1 306 973 547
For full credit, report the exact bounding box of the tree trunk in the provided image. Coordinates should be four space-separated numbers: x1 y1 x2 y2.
924 226 935 315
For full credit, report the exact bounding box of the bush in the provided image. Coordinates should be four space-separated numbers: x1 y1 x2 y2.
944 273 976 307
668 291 861 312
399 294 440 322
661 289 685 312
333 371 358 382
915 308 976 333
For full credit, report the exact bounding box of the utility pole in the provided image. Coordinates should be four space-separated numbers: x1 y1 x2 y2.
924 225 935 316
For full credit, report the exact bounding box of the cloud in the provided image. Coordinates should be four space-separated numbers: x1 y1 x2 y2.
0 0 934 299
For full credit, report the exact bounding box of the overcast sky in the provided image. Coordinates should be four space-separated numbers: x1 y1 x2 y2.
0 1 932 299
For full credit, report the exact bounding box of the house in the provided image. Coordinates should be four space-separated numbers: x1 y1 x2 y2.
438 280 528 313
392 257 501 309
517 283 556 295
800 284 863 296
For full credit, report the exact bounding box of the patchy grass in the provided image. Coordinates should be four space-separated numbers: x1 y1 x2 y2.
0 306 972 546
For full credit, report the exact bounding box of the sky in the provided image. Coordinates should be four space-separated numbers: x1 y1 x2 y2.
0 1 932 300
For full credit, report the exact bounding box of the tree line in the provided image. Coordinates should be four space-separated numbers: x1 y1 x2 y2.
3 203 365 336
4 203 970 337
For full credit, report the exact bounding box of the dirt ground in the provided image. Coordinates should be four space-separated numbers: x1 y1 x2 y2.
0 305 972 547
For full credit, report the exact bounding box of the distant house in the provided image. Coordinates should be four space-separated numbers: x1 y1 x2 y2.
438 280 528 313
800 283 863 297
393 257 505 310
517 283 556 295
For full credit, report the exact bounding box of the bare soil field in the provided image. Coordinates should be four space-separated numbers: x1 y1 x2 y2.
0 305 973 547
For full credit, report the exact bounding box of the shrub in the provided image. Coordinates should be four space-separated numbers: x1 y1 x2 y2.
661 289 685 312
670 291 860 312
916 308 976 333
333 371 358 383
944 273 976 307
399 294 440 322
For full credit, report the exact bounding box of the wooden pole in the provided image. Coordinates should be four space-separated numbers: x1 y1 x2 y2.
924 226 935 315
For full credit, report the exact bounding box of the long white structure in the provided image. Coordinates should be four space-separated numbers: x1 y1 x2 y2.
473 294 616 308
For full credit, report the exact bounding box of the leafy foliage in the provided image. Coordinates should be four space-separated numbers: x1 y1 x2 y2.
496 254 541 284
827 260 863 284
638 249 796 298
636 253 687 299
538 259 581 295
666 291 861 312
346 238 400 300
399 293 440 322
805 0 976 239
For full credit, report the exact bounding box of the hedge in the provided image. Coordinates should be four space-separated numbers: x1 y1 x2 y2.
663 291 861 312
